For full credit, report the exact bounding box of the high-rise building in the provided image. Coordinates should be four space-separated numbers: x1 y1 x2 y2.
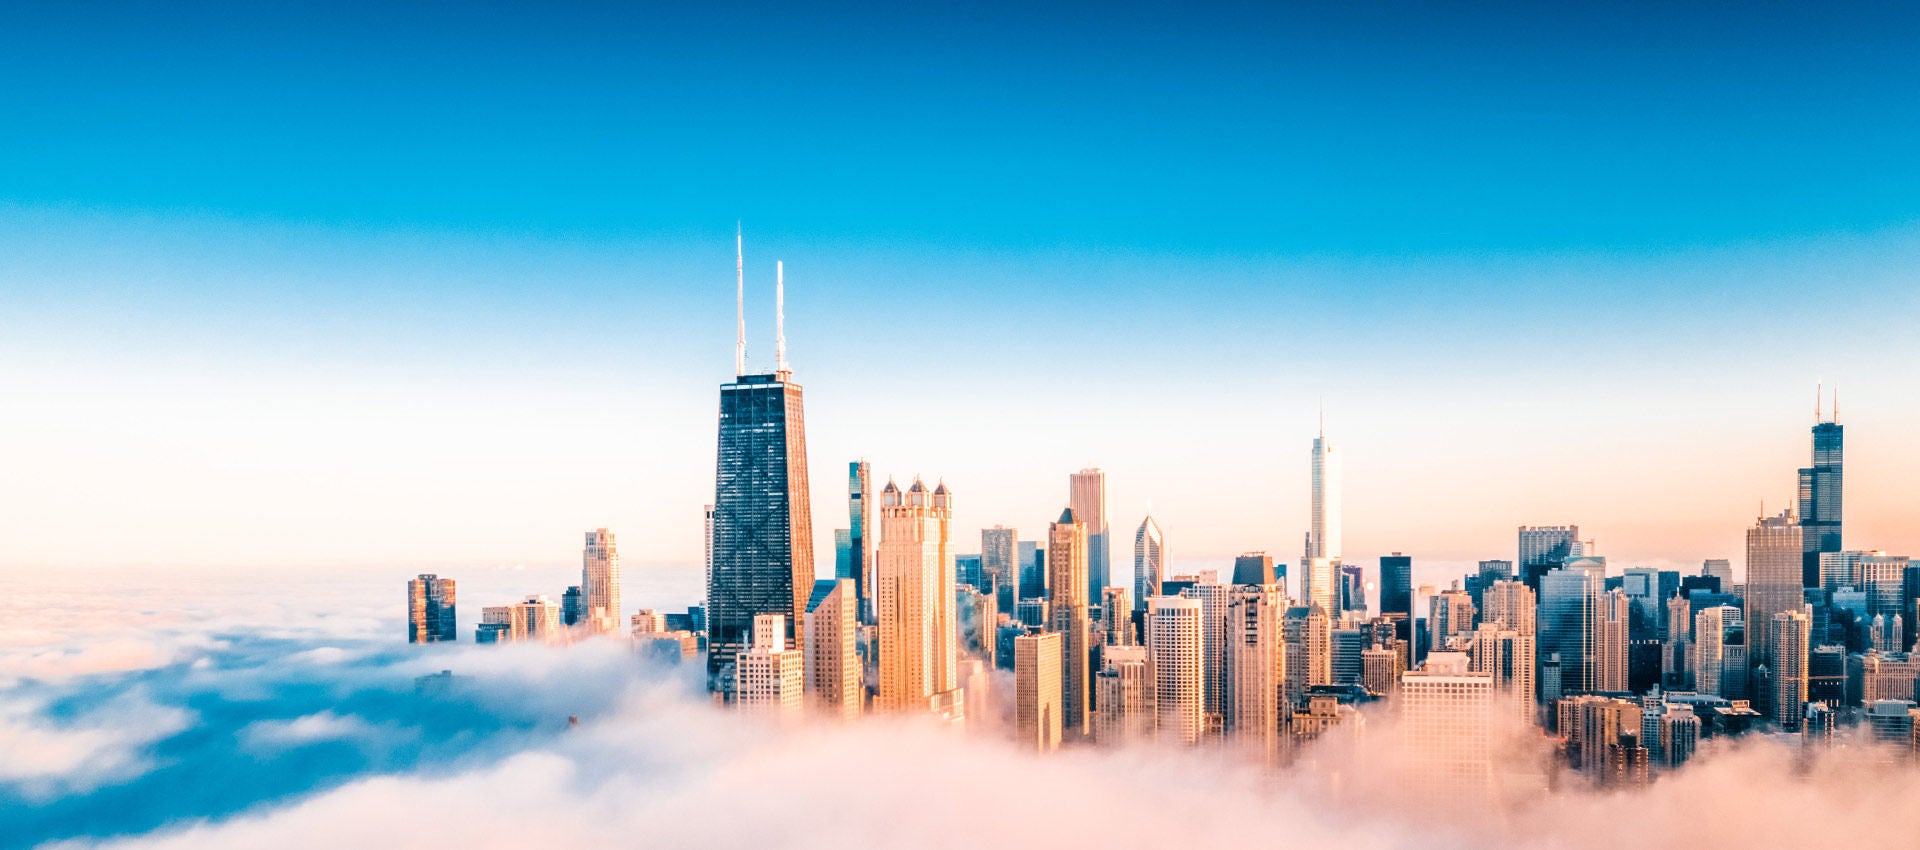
561 586 584 627
582 528 621 633
1660 709 1700 768
407 574 457 643
1519 526 1582 592
1540 559 1605 696
846 461 874 624
1149 595 1205 744
1309 421 1341 562
1134 515 1165 614
1745 510 1804 709
1380 554 1413 619
983 525 1019 616
1771 610 1811 729
1702 558 1733 589
960 585 1000 664
736 613 804 721
1482 579 1535 634
1226 584 1287 759
1471 624 1537 728
1693 606 1743 700
1798 399 1843 589
1401 652 1495 801
1100 586 1133 646
1070 469 1110 605
1015 631 1063 752
1663 593 1693 690
1474 561 1515 611
1283 604 1332 704
478 594 563 644
629 609 667 635
1362 646 1404 698
1093 645 1152 747
1181 582 1232 723
1429 588 1476 653
709 256 813 688
1047 508 1092 734
1593 589 1631 693
804 579 862 720
1338 562 1367 614
1301 557 1338 615
1232 552 1276 587
875 477 960 714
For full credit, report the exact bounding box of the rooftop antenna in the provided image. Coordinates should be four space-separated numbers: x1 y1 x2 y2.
735 223 746 376
775 260 789 375
1318 398 1325 439
1833 385 1840 423
1815 380 1822 423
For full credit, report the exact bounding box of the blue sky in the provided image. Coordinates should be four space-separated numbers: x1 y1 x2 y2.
3 1 1919 574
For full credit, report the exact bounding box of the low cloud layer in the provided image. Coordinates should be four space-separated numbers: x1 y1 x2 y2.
6 567 1920 850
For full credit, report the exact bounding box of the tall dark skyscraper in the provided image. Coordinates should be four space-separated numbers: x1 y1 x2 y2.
846 460 873 623
1380 553 1412 618
1798 393 1843 589
709 247 814 689
1519 525 1582 592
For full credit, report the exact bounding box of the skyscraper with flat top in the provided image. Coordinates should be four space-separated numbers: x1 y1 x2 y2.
582 528 621 633
845 461 874 623
1798 394 1843 588
1401 652 1495 802
1771 610 1811 730
1048 508 1091 734
804 579 861 720
736 613 804 721
1746 509 1803 708
983 525 1019 615
1519 526 1581 592
407 574 456 643
1134 515 1165 614
1227 584 1287 760
1015 630 1063 752
1070 469 1110 602
1149 595 1205 744
708 249 813 690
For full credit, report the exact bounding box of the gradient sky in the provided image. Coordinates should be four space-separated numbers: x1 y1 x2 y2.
4 1 1919 583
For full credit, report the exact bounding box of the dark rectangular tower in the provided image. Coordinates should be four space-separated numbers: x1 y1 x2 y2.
1797 419 1842 589
708 370 814 688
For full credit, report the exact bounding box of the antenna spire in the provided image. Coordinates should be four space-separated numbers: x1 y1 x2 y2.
1318 398 1324 439
775 260 789 375
1833 385 1839 423
735 223 746 376
1815 380 1822 423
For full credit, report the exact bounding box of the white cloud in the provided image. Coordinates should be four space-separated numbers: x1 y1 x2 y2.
0 689 193 801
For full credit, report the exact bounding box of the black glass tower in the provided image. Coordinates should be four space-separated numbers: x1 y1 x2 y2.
1797 420 1842 589
1380 553 1413 618
708 370 813 687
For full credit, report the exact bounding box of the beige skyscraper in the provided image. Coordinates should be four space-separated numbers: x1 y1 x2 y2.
1362 646 1404 698
875 477 961 714
1048 508 1091 734
1069 469 1111 604
1149 595 1205 744
1093 645 1152 747
804 578 862 720
1429 588 1476 652
1015 631 1063 752
1482 579 1536 634
582 528 621 633
1227 584 1287 760
1771 609 1811 730
1745 510 1804 708
1181 582 1232 723
1101 586 1133 646
1592 589 1631 693
1693 605 1742 699
1401 652 1495 802
736 613 804 721
1283 604 1332 703
1470 624 1537 727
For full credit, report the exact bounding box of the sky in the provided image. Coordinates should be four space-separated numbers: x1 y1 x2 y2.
4 1 1920 590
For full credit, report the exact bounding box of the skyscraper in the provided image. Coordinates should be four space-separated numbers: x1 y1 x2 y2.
875 477 960 714
1798 394 1843 588
1093 645 1152 747
736 613 804 722
1070 469 1110 603
1401 652 1495 801
582 528 621 633
1540 559 1605 696
1593 589 1631 693
846 461 874 623
983 525 1019 615
1048 508 1091 734
1181 582 1232 723
1100 586 1133 646
1133 515 1165 614
1519 525 1582 592
1693 606 1742 699
407 574 456 643
1015 630 1063 752
1746 509 1804 705
1227 584 1287 760
708 251 814 688
1771 610 1811 730
1232 552 1277 586
1309 419 1341 561
804 578 862 720
1149 595 1205 744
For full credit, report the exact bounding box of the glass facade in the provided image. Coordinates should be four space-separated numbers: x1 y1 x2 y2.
708 372 814 686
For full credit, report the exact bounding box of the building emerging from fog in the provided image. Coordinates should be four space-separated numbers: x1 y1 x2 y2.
1150 595 1205 744
1049 508 1092 734
1070 469 1110 606
736 613 804 721
1401 652 1495 801
1016 631 1063 752
582 528 621 633
407 574 456 643
875 477 960 716
805 579 862 720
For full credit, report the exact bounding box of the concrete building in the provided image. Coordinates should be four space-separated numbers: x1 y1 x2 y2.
804 579 862 720
1093 645 1152 747
1771 610 1811 729
1227 584 1287 759
1047 508 1092 735
1015 631 1063 752
1401 652 1495 801
1149 595 1205 744
1745 509 1804 714
875 477 961 715
1070 469 1110 607
736 614 804 721
582 528 621 633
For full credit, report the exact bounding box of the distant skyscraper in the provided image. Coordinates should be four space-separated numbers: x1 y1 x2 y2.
478 594 561 644
1693 606 1743 700
875 477 960 714
1593 589 1631 693
1482 579 1536 634
561 585 584 627
1338 562 1366 614
1429 588 1476 653
708 256 813 688
804 579 861 720
1771 610 1811 730
407 574 456 643
1070 469 1110 602
1309 420 1341 561
582 528 621 633
1093 645 1151 747
983 525 1019 615
1401 652 1495 802
1702 558 1733 589
1540 560 1605 696
846 461 874 623
1015 630 1063 752
1048 508 1092 734
1133 515 1165 613
1798 395 1843 588
736 613 804 722
1181 582 1232 722
1100 586 1133 646
1746 510 1804 707
1475 580 1537 726
1519 526 1582 591
1301 557 1338 614
1149 595 1205 744
1381 553 1413 621
1226 584 1287 760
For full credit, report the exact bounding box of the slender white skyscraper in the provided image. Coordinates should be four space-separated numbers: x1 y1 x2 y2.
1070 469 1110 603
582 528 621 633
1134 514 1165 615
1309 414 1341 562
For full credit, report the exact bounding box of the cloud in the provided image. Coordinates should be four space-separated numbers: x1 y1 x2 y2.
0 689 193 803
238 712 382 753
